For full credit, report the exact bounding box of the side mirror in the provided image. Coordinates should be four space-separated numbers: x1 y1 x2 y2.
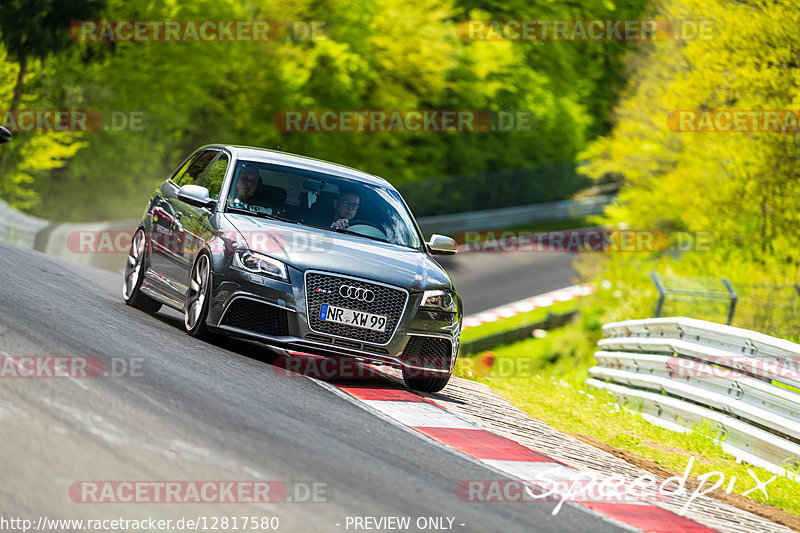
178 185 217 210
0 126 11 144
427 234 458 255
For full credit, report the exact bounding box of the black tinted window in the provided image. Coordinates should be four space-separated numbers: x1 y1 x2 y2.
176 150 218 186
199 153 229 199
225 160 422 249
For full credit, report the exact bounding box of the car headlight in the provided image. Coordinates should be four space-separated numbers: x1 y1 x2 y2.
234 250 288 282
420 290 457 312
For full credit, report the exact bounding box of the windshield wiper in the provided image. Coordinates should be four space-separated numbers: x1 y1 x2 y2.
332 227 389 244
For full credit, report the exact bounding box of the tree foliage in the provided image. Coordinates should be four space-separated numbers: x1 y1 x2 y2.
0 0 646 221
580 0 800 333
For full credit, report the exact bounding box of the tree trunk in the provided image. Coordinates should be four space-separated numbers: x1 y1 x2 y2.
0 53 27 174
10 53 28 111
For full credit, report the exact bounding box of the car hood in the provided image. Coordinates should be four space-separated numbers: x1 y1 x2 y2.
223 213 453 291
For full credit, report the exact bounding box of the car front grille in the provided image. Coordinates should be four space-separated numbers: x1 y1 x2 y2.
305 272 407 344
220 298 290 336
400 335 452 371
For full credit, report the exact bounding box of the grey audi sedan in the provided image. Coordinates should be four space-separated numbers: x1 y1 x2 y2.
123 145 462 392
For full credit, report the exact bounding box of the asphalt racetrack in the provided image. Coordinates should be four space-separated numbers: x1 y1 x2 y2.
0 242 619 533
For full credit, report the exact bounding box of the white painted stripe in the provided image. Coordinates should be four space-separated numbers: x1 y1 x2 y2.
363 400 479 429
482 459 577 480
482 460 650 505
463 284 597 329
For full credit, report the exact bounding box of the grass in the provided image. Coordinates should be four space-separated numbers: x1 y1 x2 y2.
460 299 577 343
455 320 800 517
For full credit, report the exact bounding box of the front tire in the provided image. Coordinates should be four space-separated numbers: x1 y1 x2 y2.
185 253 213 338
122 228 162 313
402 368 451 393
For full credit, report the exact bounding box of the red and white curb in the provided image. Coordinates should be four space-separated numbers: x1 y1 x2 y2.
325 379 717 533
462 284 596 330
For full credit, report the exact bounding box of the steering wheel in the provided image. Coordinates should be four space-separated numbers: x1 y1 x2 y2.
345 219 387 240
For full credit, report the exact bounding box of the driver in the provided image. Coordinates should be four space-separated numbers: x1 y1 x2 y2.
331 187 362 229
233 169 260 204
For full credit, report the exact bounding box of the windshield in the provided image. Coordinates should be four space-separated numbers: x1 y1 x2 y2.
225 160 422 250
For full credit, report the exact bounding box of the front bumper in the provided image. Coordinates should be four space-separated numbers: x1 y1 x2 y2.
205 264 461 374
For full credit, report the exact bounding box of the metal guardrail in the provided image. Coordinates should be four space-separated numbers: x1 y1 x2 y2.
416 195 613 235
2 194 612 270
587 316 800 477
0 198 50 249
460 311 576 355
0 199 135 272
397 162 587 217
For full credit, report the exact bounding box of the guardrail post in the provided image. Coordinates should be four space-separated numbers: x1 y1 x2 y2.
649 272 666 318
721 278 737 325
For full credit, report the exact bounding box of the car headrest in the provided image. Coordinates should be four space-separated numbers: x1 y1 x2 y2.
298 191 339 225
257 184 287 205
299 191 337 210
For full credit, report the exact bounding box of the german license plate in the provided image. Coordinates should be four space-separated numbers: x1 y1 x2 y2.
319 304 388 332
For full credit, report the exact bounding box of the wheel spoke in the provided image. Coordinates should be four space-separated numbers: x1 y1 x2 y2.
199 260 208 288
185 255 210 331
123 230 146 300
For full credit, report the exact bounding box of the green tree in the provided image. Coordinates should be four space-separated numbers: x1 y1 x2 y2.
0 0 105 110
579 0 800 332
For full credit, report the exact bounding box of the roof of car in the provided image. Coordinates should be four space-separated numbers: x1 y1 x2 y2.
202 144 393 188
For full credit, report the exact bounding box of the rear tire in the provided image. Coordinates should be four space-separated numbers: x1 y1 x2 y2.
402 368 451 393
122 228 162 314
185 253 213 339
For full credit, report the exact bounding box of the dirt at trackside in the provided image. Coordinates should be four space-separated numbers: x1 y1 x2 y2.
572 433 800 533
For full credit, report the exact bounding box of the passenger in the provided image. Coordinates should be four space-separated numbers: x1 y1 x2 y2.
331 187 361 229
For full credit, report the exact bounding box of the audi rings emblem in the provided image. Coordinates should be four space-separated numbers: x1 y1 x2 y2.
339 285 375 302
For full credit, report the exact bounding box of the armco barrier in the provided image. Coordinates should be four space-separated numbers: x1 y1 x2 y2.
416 195 613 235
587 316 800 477
460 311 576 355
0 198 50 249
2 195 612 271
0 198 134 272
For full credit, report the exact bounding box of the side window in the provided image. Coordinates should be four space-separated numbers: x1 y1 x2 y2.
199 153 229 199
176 150 218 186
169 153 198 183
